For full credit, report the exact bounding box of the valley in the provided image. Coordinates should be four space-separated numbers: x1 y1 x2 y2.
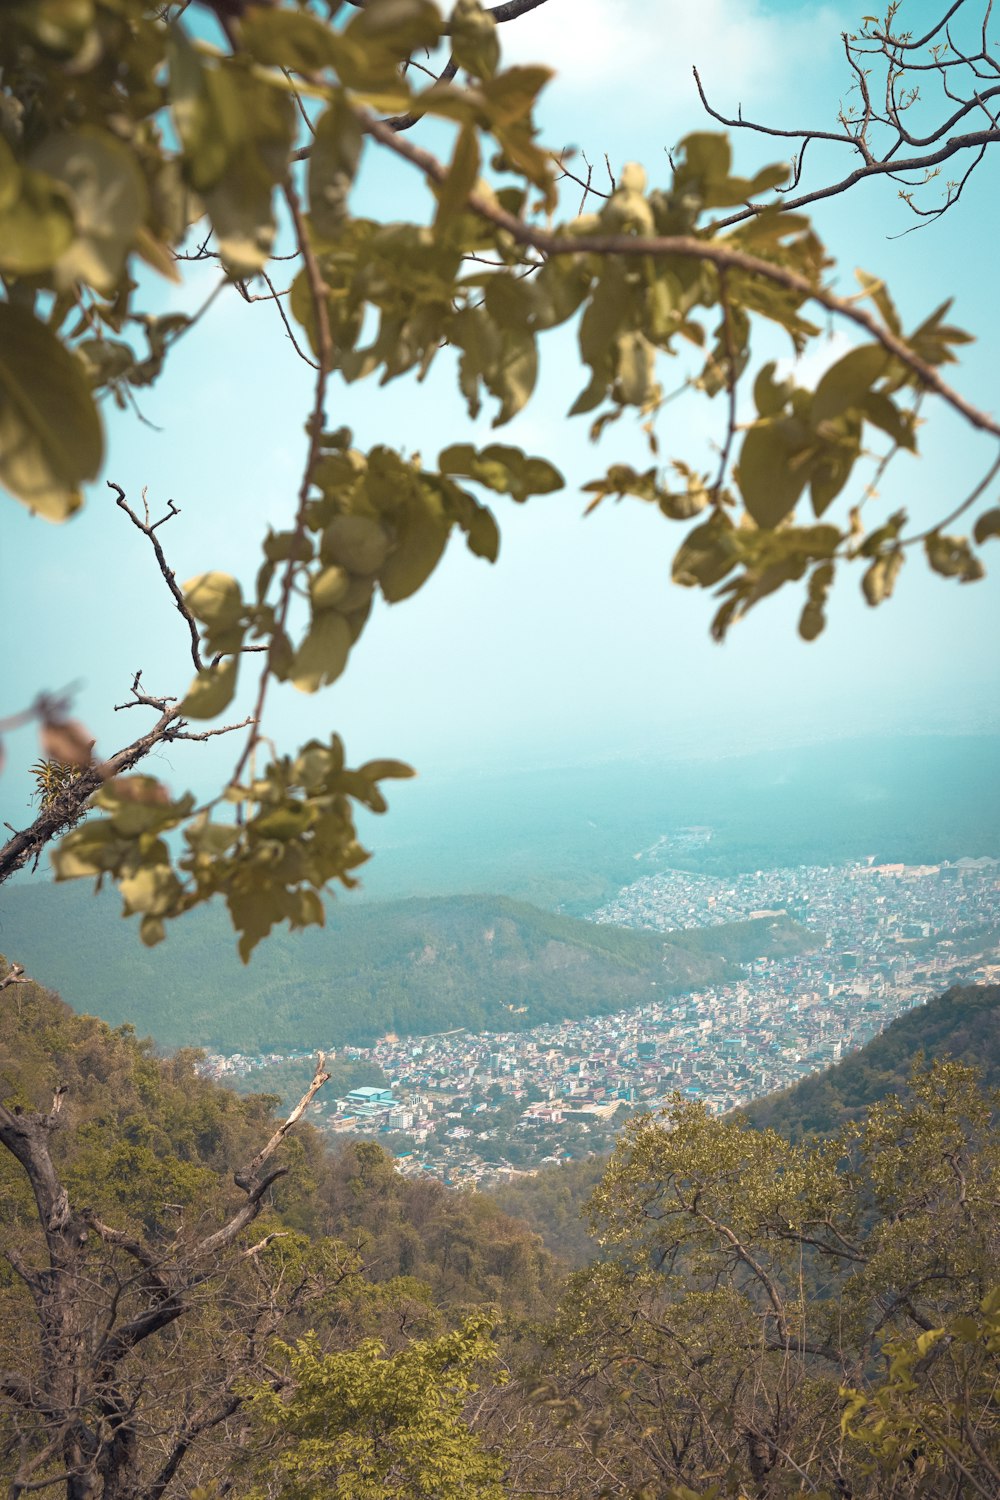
201 854 1000 1182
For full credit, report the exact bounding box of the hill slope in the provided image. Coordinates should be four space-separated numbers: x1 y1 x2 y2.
489 983 1000 1258
738 982 1000 1139
0 880 813 1051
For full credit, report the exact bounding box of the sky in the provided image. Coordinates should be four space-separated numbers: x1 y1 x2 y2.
3 0 999 844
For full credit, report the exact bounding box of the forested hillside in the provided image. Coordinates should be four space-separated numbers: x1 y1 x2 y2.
740 982 1000 1138
0 882 813 1049
0 967 557 1313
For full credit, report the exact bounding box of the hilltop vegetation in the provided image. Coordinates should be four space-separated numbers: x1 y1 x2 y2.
0 881 813 1050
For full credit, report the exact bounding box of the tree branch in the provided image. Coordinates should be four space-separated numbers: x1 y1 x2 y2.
359 108 1000 442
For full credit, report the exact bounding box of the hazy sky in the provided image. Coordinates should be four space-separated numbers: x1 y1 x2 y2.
3 0 999 838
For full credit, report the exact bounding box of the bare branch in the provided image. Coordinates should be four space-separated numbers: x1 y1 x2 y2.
0 709 176 887
108 482 204 672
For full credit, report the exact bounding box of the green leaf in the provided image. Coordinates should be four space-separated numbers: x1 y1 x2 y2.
486 326 538 427
241 9 344 70
291 610 352 691
674 133 731 191
309 96 364 241
358 759 416 781
855 269 901 335
310 565 352 610
169 29 243 193
321 514 391 573
753 362 793 418
861 390 917 451
464 502 500 560
862 549 903 606
671 512 739 588
737 418 809 528
450 0 500 78
434 124 480 228
203 152 278 276
178 657 238 719
119 864 183 919
438 443 564 502
29 128 148 293
140 916 166 948
480 65 553 126
380 495 450 602
345 0 443 61
183 572 243 627
973 508 1000 545
0 301 103 520
0 161 75 275
615 331 655 406
811 345 888 426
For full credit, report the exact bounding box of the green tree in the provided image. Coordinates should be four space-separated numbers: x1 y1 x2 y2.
525 1061 1000 1498
1 0 998 955
245 1314 506 1500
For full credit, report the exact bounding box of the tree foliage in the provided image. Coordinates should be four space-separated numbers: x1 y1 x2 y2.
522 1060 1000 1498
2 0 999 954
246 1316 506 1500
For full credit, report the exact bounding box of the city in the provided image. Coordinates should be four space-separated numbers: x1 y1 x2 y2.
198 853 1000 1186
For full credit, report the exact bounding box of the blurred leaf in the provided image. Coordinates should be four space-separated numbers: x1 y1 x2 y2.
358 759 416 780
380 495 450 602
241 9 344 70
184 572 243 627
973 508 1000 545
178 658 238 719
309 96 364 240
438 443 563 501
855 269 901 335
291 611 351 691
862 549 903 605
811 345 888 425
40 719 95 766
0 160 75 275
671 512 739 588
451 0 499 78
434 125 480 228
29 128 148 293
925 532 985 582
753 361 793 418
737 418 808 527
0 301 103 520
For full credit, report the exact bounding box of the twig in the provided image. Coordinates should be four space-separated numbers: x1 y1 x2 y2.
108 483 204 671
230 181 334 787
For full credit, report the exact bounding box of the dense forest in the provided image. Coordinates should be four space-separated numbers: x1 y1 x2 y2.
0 883 813 1049
3 959 998 1500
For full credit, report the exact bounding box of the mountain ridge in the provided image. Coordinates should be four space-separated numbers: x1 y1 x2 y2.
0 880 814 1051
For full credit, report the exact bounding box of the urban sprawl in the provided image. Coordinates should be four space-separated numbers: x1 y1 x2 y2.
199 854 1000 1187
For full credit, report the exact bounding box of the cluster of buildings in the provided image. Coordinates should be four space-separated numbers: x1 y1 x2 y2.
199 856 1000 1187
